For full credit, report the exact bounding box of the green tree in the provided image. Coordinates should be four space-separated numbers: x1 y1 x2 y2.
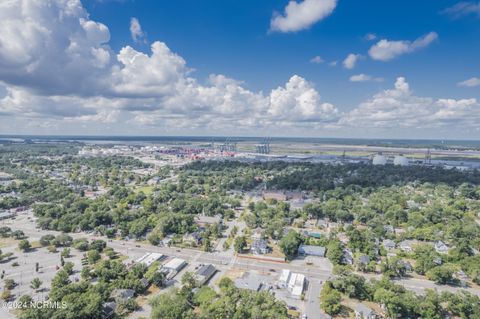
427 265 455 284
279 230 302 260
39 234 55 247
30 278 42 291
320 282 342 315
51 269 70 289
202 237 211 252
234 236 246 253
150 288 193 319
87 250 101 264
18 239 31 252
326 240 344 265
61 247 70 258
4 279 15 290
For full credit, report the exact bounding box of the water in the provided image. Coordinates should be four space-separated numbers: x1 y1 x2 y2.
1 135 480 149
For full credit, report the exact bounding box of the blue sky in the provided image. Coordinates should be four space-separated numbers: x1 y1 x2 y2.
83 0 480 103
0 0 479 138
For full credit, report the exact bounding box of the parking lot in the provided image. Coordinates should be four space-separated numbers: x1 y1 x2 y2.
0 241 85 302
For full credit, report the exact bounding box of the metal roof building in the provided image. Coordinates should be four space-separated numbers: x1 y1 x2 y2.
298 245 326 257
135 252 164 267
194 264 217 285
163 258 187 272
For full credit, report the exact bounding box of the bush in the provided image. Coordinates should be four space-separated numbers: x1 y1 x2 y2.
39 234 55 246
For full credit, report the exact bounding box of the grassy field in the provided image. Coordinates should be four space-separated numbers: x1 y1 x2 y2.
136 185 155 195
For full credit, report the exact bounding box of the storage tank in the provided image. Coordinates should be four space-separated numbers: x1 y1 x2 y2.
393 155 409 166
372 154 387 165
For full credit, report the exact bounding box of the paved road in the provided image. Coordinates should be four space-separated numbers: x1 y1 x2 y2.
6 212 480 319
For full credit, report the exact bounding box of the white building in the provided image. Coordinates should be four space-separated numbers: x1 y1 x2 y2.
286 272 306 299
278 269 291 289
372 155 387 165
277 269 305 299
393 155 409 166
135 253 164 267
163 258 187 272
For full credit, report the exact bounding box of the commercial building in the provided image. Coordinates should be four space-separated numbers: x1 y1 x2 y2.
135 252 164 267
278 269 291 289
287 272 306 299
372 154 387 165
235 272 271 292
393 155 409 166
163 258 187 272
298 245 326 257
277 269 306 299
194 264 217 285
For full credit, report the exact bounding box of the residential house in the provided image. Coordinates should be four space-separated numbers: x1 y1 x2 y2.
435 241 449 254
398 260 413 273
102 302 116 319
358 255 371 266
110 289 135 303
183 232 202 246
343 249 354 265
399 240 416 253
433 256 443 265
251 239 270 255
382 239 396 251
384 225 394 234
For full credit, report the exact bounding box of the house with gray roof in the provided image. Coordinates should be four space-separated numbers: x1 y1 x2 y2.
194 264 217 285
110 289 135 303
251 239 270 254
298 245 326 257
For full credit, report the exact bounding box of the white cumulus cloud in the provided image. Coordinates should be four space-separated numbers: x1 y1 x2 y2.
270 0 337 33
310 55 324 64
349 74 383 82
0 0 341 133
458 77 480 87
368 32 438 61
343 53 362 69
341 77 480 129
130 17 146 43
442 1 480 18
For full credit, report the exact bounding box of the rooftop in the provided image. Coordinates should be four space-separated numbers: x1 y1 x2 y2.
195 264 217 278
164 258 186 270
298 245 326 256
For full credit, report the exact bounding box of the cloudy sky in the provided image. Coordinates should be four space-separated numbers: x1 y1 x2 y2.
0 0 479 139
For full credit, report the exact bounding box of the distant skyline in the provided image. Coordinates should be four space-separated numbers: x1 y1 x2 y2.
0 0 479 139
